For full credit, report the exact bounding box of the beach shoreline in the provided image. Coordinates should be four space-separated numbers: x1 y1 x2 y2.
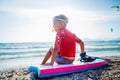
0 55 120 80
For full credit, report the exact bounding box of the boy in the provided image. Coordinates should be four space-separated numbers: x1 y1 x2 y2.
41 14 92 65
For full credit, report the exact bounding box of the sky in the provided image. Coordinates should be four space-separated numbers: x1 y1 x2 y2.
0 0 120 42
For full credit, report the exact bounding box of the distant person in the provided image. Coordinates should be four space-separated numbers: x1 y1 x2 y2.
41 14 93 65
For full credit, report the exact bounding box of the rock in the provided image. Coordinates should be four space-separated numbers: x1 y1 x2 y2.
23 72 28 75
87 77 92 80
30 72 38 80
15 71 23 76
6 73 13 78
0 75 5 79
1 73 6 79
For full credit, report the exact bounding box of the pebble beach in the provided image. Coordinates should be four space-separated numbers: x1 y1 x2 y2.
0 56 120 80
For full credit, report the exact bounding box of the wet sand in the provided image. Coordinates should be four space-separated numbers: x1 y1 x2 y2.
0 56 120 80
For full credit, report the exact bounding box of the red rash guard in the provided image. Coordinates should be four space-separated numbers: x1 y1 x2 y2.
55 28 76 57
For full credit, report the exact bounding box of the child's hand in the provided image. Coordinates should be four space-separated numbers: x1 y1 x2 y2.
80 52 86 58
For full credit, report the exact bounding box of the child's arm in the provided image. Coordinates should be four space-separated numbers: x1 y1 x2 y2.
44 44 59 65
75 36 85 53
75 36 94 62
50 44 59 65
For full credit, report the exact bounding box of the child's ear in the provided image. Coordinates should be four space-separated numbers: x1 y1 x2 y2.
52 29 54 32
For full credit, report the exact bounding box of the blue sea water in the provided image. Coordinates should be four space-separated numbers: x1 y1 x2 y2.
0 42 52 60
0 40 120 71
0 40 120 60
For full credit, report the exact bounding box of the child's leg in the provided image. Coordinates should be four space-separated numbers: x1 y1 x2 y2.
41 47 53 65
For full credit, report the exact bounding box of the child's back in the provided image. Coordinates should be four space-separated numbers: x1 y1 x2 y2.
55 28 76 57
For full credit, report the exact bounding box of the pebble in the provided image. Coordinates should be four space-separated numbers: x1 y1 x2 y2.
6 73 13 78
0 76 5 79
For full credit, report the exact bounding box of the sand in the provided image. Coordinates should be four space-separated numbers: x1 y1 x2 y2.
0 56 120 80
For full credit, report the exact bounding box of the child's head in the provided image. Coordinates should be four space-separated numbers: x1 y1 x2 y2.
53 14 68 32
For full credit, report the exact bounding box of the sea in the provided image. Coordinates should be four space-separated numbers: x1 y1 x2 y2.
0 40 120 72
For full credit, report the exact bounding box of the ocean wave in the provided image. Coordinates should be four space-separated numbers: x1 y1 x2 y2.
0 53 45 60
0 42 53 50
85 47 120 52
0 48 48 53
0 46 50 50
0 50 47 56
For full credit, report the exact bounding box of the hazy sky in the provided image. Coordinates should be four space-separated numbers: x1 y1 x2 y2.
0 0 120 42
